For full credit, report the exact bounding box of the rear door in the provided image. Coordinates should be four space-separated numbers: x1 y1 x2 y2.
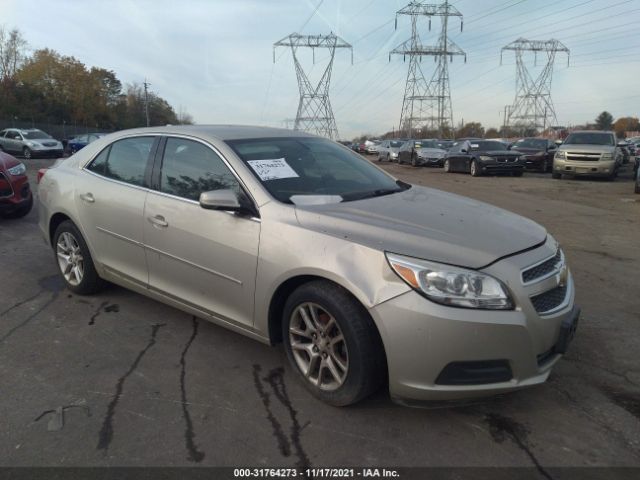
76 135 158 286
143 136 260 327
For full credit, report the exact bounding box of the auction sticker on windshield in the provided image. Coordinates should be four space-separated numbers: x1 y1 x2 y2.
247 158 299 181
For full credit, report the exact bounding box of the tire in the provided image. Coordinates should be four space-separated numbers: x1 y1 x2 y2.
386 154 391 162
411 153 419 167
552 172 561 179
22 147 32 160
444 159 450 172
282 280 385 406
53 220 105 295
513 171 524 177
470 160 481 177
2 195 33 219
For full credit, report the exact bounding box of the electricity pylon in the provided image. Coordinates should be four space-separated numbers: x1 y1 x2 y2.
274 33 352 140
390 1 465 139
501 38 570 134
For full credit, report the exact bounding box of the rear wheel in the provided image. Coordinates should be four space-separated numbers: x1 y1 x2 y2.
53 220 105 295
282 280 384 406
470 160 481 177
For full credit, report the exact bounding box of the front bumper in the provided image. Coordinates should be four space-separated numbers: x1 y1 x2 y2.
418 156 444 166
369 241 577 402
29 148 64 158
553 158 616 176
0 176 32 213
480 162 525 174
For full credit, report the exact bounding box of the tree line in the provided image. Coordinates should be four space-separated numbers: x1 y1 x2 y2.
0 26 193 134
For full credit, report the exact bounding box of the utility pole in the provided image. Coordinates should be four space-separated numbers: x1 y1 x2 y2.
501 38 569 135
143 79 151 127
390 0 465 139
273 33 352 140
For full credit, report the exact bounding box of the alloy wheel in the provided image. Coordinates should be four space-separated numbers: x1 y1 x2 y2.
444 159 450 172
288 302 349 391
56 232 84 286
23 147 31 160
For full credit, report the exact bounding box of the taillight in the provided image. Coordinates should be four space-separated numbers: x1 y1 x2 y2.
37 168 48 184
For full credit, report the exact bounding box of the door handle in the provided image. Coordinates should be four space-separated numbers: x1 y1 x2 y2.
79 193 95 203
148 215 169 228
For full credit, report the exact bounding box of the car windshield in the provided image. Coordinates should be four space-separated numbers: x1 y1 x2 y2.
419 140 439 149
389 141 403 147
469 141 507 151
514 138 547 149
564 132 615 146
227 137 409 204
21 130 51 139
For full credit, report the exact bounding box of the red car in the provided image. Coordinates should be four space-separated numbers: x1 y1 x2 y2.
0 151 33 218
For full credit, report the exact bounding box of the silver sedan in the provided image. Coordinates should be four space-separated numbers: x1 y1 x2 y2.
376 139 404 162
38 126 579 406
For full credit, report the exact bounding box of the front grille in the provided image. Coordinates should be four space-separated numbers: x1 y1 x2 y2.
566 152 601 161
42 142 57 147
522 249 562 283
0 173 13 197
531 285 568 314
496 156 519 163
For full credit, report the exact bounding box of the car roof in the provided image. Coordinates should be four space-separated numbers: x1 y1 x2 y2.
107 125 314 142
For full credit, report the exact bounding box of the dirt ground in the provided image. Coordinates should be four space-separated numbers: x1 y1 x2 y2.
0 157 638 473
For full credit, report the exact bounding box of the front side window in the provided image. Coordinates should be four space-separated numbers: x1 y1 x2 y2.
160 137 239 201
7 131 21 140
103 136 154 186
227 136 406 204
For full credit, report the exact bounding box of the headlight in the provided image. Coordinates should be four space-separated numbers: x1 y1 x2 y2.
479 155 493 161
390 152 398 158
386 252 514 310
7 163 26 176
555 151 566 159
601 153 613 160
27 141 38 148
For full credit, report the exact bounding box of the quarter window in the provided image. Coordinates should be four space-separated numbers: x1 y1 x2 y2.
87 146 110 175
160 137 239 201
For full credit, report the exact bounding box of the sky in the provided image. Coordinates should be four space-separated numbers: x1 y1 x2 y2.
2 0 639 139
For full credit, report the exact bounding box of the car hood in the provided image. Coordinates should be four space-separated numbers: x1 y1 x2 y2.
0 152 20 171
417 148 446 156
511 147 545 154
558 144 614 152
294 185 547 269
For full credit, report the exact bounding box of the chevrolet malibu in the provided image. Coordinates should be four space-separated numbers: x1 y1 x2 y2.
38 126 579 406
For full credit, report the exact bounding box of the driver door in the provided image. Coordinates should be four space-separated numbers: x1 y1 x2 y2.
143 136 261 327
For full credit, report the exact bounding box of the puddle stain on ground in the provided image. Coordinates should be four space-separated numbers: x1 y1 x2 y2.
484 413 554 480
253 364 311 469
179 317 205 463
0 275 64 343
96 323 165 451
88 302 119 326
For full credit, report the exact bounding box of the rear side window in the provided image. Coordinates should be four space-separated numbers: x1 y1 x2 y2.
159 137 239 201
85 136 154 187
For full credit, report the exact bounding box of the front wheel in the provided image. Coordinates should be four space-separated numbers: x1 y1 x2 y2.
470 160 481 177
540 159 548 173
444 159 451 172
411 153 419 167
53 220 105 295
22 147 32 160
552 172 561 179
282 280 385 406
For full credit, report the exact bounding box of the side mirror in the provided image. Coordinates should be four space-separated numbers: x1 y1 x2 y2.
199 189 254 216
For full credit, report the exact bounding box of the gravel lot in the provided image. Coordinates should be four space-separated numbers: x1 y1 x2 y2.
1 157 639 471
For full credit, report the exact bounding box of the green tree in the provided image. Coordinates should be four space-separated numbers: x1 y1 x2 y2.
595 111 613 130
456 122 485 138
613 117 640 138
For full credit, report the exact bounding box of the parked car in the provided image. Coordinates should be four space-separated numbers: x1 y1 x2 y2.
0 151 33 218
67 133 107 155
552 131 622 180
617 141 631 164
376 139 404 162
38 125 579 406
365 140 381 155
0 128 64 159
510 137 558 172
444 140 525 177
635 160 640 194
436 140 454 151
351 142 366 153
398 139 447 167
